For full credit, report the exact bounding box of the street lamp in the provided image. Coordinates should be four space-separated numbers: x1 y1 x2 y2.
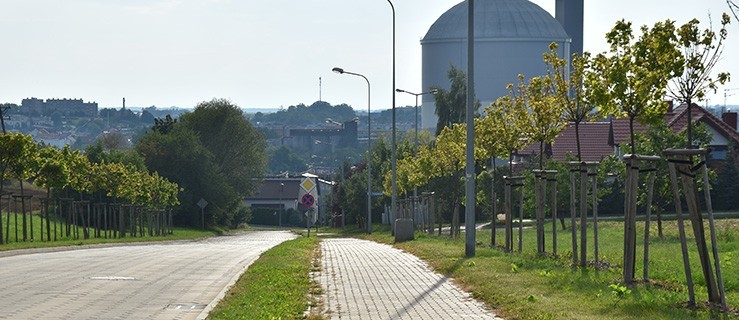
325 118 343 127
396 88 437 219
387 0 397 234
332 67 373 234
279 182 284 227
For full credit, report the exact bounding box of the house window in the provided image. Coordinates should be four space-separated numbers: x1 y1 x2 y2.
710 145 727 160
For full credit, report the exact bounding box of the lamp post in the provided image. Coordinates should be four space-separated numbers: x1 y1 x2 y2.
332 67 373 234
386 0 397 232
396 88 437 220
279 182 284 227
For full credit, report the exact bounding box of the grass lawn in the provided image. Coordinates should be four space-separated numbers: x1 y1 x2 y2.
208 236 321 320
0 212 220 251
355 219 739 319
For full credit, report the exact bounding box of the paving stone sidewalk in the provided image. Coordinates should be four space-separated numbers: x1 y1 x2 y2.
319 238 502 319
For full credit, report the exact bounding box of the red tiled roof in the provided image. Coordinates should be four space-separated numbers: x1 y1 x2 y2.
519 119 645 162
610 118 648 146
667 103 739 144
517 103 739 163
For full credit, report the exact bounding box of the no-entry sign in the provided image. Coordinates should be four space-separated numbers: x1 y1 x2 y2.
301 193 315 207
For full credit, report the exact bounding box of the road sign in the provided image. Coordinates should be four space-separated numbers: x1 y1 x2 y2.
304 208 318 224
197 198 208 209
300 178 316 192
301 193 315 207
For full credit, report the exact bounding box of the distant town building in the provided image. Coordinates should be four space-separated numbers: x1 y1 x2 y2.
21 97 98 117
288 120 358 153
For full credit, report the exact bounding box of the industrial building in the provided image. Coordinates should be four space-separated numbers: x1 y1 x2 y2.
421 0 583 130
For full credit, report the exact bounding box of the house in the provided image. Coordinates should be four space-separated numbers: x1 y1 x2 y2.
518 102 739 164
243 174 335 226
244 178 301 212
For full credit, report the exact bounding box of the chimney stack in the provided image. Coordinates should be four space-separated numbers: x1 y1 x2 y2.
556 0 584 56
723 112 738 131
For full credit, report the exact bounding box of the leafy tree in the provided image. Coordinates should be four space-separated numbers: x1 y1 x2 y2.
427 124 468 237
335 162 369 228
178 99 267 197
62 146 94 199
479 92 531 173
34 146 69 197
667 13 731 147
544 43 601 161
1 133 38 241
594 19 683 154
152 115 178 134
432 65 480 135
251 101 356 126
137 123 238 227
516 74 567 170
85 141 147 171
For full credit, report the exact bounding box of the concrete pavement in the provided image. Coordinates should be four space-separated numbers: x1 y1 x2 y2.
0 230 296 320
319 238 502 319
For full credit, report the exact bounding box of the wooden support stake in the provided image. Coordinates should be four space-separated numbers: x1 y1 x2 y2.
701 155 726 308
569 164 577 265
504 177 512 252
667 159 695 305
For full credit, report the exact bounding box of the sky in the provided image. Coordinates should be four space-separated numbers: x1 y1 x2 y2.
1 0 738 111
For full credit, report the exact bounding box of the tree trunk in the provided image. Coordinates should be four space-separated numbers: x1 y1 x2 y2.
686 98 693 149
21 180 27 242
575 121 582 162
539 141 544 170
491 157 497 247
629 116 636 155
46 187 51 242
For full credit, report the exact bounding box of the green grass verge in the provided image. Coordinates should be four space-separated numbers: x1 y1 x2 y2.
208 236 321 320
0 212 220 251
353 220 739 319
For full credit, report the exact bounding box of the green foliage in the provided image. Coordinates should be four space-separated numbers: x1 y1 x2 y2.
0 132 179 211
609 283 632 305
179 99 267 196
514 73 567 170
267 145 308 174
251 100 356 126
137 124 236 226
593 19 683 153
85 141 147 171
668 13 731 104
432 65 480 135
152 114 177 134
1 133 38 184
34 146 69 194
138 99 266 228
668 13 731 145
545 42 601 161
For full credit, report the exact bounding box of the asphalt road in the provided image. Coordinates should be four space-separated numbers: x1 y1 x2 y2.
0 230 297 320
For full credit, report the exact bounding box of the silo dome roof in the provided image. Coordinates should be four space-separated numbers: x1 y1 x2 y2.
422 0 570 42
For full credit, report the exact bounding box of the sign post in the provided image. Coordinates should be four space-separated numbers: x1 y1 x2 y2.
197 198 208 230
299 177 318 236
